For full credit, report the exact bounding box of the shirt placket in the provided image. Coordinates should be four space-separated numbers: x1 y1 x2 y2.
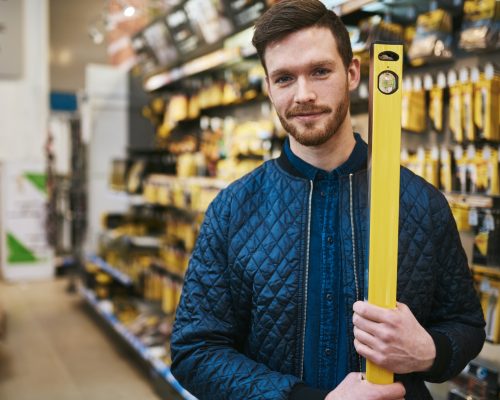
318 174 338 387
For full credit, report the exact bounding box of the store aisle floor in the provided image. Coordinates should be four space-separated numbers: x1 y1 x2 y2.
0 278 161 400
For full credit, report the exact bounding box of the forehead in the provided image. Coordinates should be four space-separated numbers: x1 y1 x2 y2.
264 26 340 73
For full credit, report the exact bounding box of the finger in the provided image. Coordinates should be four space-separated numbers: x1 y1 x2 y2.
353 338 379 363
353 326 379 350
353 301 394 323
352 312 384 337
389 382 406 398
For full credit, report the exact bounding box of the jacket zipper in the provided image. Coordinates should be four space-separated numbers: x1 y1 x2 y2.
349 173 362 372
349 174 360 301
300 180 313 380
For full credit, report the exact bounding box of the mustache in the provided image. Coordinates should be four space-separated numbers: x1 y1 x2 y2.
285 105 332 118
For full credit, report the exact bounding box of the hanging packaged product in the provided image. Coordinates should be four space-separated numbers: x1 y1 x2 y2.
424 147 440 188
440 147 455 192
222 70 240 105
407 8 454 66
459 0 500 51
401 77 426 133
401 148 425 178
476 147 489 193
474 64 500 142
460 68 476 142
450 199 471 232
474 145 500 195
472 206 500 267
449 71 464 143
455 146 470 192
427 73 446 133
467 145 479 193
480 274 500 343
162 277 177 315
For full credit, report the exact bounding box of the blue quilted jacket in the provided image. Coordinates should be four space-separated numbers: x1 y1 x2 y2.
171 139 485 400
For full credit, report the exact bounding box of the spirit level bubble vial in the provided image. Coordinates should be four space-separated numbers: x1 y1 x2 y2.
366 42 403 385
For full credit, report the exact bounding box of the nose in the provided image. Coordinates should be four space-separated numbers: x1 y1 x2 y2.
294 77 316 104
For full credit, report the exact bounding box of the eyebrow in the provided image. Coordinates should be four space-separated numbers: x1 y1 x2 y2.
269 60 336 80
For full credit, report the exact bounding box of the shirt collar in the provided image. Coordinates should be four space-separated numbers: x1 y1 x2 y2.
283 133 367 180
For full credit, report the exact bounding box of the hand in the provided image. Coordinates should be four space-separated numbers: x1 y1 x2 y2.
325 372 405 400
352 301 435 374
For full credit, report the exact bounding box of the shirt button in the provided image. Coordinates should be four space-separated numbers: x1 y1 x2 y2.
320 191 326 197
326 293 333 301
325 348 332 356
327 236 333 244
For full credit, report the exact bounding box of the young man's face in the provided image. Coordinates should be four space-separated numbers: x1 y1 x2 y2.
265 26 360 146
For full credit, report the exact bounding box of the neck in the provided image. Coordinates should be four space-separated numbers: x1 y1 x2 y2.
289 117 356 172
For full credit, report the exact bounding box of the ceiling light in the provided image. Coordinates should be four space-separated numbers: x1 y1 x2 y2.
123 6 136 17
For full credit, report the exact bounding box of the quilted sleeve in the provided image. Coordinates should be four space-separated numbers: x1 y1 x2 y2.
170 189 301 400
420 191 485 383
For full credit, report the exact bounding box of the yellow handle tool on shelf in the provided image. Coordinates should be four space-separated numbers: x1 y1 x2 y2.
366 42 404 385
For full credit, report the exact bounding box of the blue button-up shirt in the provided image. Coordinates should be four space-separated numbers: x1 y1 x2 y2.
284 133 367 390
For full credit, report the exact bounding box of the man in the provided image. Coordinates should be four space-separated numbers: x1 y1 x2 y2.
171 1 486 399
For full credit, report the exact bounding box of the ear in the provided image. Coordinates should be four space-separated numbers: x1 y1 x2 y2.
347 57 361 91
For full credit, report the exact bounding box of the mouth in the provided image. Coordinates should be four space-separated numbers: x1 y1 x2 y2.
291 112 326 122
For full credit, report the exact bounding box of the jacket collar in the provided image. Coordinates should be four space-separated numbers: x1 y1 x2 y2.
277 133 368 179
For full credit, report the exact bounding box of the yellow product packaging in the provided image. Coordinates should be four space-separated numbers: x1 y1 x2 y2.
450 201 471 231
177 153 197 178
440 148 453 192
143 181 157 204
475 274 500 343
157 184 170 206
162 278 176 315
165 94 189 123
183 222 198 252
172 182 185 209
460 68 476 142
401 77 426 133
222 71 240 105
415 148 426 179
407 9 454 66
460 0 500 51
492 148 500 195
474 65 500 141
155 273 163 301
483 146 500 195
476 148 489 193
466 145 478 193
187 94 200 120
449 71 464 143
424 73 445 133
424 147 440 188
455 146 469 193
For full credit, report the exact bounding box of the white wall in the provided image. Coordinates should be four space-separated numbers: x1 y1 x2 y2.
0 0 49 162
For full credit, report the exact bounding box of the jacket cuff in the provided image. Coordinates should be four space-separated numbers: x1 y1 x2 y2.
421 330 452 378
289 383 330 400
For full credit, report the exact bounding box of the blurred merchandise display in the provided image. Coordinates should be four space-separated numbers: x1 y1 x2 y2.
459 0 500 52
447 359 499 399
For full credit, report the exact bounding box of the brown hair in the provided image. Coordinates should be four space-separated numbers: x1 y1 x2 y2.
252 0 353 72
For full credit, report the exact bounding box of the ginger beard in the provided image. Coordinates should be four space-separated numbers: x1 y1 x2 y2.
277 83 350 147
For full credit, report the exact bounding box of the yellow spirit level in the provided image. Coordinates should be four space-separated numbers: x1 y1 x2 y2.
366 42 404 384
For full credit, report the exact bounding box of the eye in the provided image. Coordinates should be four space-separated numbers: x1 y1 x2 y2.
313 68 330 77
274 75 293 85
